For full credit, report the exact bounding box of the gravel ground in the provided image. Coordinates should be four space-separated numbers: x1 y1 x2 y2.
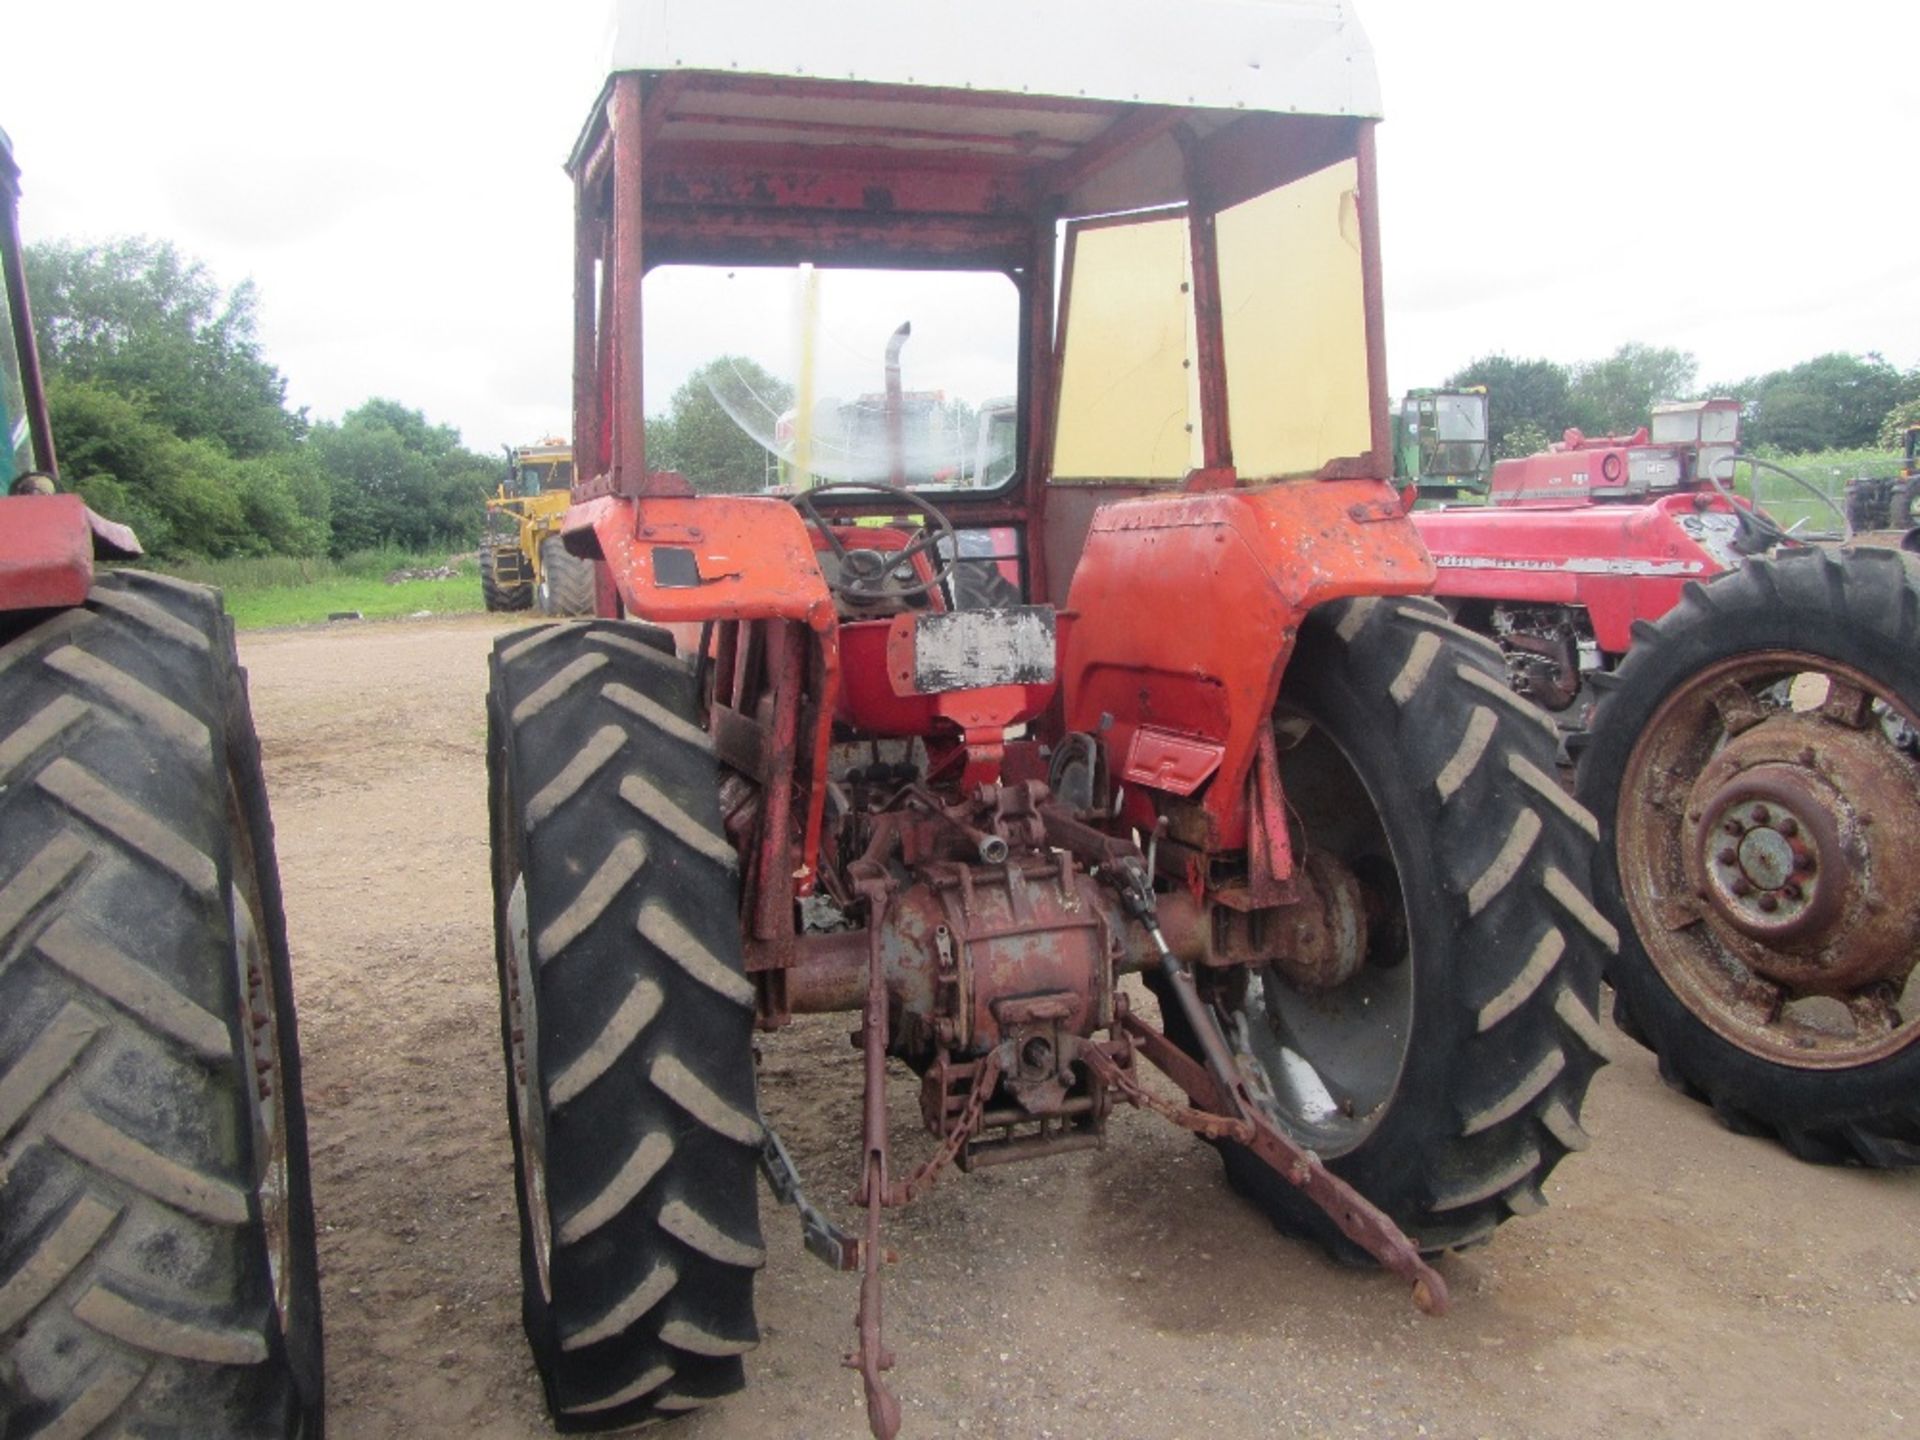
240 614 1920 1440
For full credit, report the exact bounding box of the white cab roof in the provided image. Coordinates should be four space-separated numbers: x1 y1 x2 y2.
603 0 1381 119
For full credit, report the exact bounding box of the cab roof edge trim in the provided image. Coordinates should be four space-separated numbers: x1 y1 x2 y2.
600 0 1382 120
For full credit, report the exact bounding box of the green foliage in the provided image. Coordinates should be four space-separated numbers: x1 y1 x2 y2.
1715 353 1918 454
28 234 494 566
1876 396 1920 450
1566 343 1697 436
48 377 327 558
645 356 792 494
26 236 303 457
1495 420 1553 462
308 399 496 556
1442 355 1570 457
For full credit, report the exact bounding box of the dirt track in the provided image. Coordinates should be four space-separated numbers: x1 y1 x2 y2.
241 614 1920 1440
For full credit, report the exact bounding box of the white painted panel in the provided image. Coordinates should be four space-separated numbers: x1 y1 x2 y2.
605 0 1381 119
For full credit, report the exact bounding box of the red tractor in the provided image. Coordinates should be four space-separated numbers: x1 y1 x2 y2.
487 5 1611 1435
1413 401 1920 1168
0 130 324 1433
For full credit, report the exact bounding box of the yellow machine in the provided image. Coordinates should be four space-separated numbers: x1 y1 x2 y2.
481 439 595 614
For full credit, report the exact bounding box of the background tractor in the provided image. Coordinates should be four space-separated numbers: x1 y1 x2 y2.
482 439 595 615
1394 386 1491 498
0 128 323 1436
1842 423 1920 533
487 5 1611 1435
1412 398 1920 1169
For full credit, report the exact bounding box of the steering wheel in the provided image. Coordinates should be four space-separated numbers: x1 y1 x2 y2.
790 481 960 601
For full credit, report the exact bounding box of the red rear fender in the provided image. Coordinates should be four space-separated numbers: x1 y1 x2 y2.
1061 478 1433 848
0 493 142 613
572 493 836 630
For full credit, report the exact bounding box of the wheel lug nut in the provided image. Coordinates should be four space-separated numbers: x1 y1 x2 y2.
1757 893 1780 913
1750 805 1771 824
1795 851 1816 873
1723 819 1743 836
1731 877 1754 897
1717 847 1738 866
1783 881 1803 900
1777 817 1798 837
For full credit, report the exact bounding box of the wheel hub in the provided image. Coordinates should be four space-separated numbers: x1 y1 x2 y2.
1693 765 1843 947
1682 713 1919 995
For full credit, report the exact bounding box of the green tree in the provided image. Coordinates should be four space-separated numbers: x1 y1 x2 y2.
47 377 326 558
26 236 303 457
1566 343 1697 436
1879 395 1920 450
1725 353 1918 453
1442 355 1571 457
1496 419 1553 462
310 399 495 555
646 356 792 494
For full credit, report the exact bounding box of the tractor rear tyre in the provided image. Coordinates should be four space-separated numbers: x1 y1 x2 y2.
488 620 763 1429
483 546 533 613
0 571 323 1437
1576 548 1920 1166
1153 597 1612 1255
1900 477 1920 531
537 538 596 618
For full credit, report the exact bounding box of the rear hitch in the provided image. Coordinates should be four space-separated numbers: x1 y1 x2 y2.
817 842 1450 1440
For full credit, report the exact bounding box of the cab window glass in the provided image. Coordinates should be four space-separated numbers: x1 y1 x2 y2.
642 265 1019 495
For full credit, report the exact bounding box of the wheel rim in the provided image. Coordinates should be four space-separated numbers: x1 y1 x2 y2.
226 779 294 1331
1220 714 1416 1157
231 888 292 1325
1617 650 1920 1068
503 874 555 1299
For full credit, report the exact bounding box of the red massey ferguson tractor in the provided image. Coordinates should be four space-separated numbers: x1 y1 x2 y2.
485 4 1614 1434
0 130 324 1434
1413 401 1920 1168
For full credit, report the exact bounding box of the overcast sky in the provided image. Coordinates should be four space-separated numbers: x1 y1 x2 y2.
10 1 1917 455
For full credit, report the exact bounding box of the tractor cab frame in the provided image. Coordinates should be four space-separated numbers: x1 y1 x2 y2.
560 1 1428 888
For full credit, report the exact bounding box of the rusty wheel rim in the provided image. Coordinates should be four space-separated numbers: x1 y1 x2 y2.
227 779 294 1331
1616 649 1920 1068
232 887 292 1326
504 874 555 1302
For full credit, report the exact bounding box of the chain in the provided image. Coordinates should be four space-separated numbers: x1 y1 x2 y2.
887 1048 1003 1205
1082 1043 1252 1145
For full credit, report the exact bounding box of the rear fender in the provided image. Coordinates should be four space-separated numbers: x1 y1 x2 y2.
1060 478 1432 850
569 493 836 630
0 494 142 613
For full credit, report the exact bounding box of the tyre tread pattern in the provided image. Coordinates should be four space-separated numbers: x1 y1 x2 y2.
538 537 597 618
0 571 322 1438
489 619 761 1432
1208 596 1610 1255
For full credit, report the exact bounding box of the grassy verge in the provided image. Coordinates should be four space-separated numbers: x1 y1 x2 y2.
1744 447 1900 534
151 547 492 630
